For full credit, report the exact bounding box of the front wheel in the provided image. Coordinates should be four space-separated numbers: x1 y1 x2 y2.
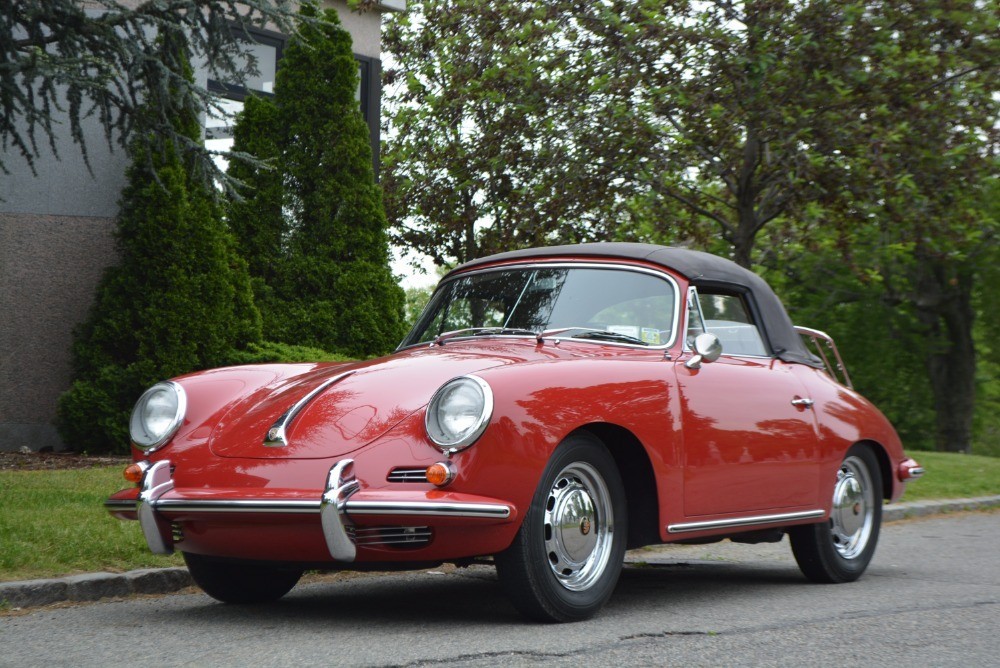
790 445 883 583
183 552 303 604
495 434 627 622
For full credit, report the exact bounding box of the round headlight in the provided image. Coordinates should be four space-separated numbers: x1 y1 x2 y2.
425 375 493 453
129 382 186 451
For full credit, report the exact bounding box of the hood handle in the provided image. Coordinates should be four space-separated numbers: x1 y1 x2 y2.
263 370 356 448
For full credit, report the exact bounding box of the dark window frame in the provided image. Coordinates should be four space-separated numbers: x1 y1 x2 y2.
206 24 381 177
206 25 285 101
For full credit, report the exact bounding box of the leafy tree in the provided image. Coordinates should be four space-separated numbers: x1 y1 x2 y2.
229 4 405 357
382 0 630 268
227 94 284 308
580 0 997 452
815 1 999 453
386 0 997 452
57 33 262 453
1 0 297 188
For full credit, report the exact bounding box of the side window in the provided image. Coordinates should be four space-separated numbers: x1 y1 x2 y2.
692 290 768 357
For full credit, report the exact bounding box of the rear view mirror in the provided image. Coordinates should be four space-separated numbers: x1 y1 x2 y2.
685 333 722 369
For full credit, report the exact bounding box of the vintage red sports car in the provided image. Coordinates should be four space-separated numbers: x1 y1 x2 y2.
106 243 923 622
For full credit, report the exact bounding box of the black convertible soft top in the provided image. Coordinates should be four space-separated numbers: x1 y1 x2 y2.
449 242 819 367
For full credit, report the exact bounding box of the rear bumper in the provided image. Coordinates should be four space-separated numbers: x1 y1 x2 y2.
106 458 516 562
897 458 925 482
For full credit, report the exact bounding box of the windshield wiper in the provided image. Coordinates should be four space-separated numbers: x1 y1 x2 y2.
536 327 648 346
433 327 538 345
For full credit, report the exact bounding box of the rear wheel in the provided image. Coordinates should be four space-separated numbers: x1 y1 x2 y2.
183 552 303 604
790 445 883 583
495 433 627 622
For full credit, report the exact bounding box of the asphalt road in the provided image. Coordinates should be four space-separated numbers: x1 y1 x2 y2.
2 511 997 667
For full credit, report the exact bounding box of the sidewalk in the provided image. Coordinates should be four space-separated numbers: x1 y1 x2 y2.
3 495 998 610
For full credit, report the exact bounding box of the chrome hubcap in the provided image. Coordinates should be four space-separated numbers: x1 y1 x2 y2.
830 456 874 559
544 462 614 591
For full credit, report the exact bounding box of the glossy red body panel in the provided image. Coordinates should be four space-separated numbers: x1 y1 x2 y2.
113 255 916 567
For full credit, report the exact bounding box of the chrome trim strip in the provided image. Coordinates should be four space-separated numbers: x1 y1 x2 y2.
155 499 321 514
137 460 176 554
264 370 355 447
149 497 512 520
346 500 512 519
667 509 824 534
104 499 137 512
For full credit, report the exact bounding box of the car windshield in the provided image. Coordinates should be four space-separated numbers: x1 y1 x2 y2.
403 266 677 347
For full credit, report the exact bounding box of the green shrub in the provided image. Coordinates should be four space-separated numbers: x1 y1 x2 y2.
227 3 406 358
225 341 353 364
57 34 262 454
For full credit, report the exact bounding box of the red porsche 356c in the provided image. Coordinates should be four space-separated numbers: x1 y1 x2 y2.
106 243 923 622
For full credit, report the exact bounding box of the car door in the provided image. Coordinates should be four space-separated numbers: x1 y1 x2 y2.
676 287 821 517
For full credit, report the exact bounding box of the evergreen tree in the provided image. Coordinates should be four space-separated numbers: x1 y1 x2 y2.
227 94 284 319
228 4 405 357
58 33 262 453
3 0 298 187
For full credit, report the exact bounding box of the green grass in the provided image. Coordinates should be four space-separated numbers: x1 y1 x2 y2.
897 451 1000 502
0 467 181 582
0 451 997 583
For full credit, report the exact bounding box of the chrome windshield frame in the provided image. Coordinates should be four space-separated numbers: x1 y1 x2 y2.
398 261 682 352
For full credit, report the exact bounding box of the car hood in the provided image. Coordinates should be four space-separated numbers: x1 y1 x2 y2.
208 342 548 459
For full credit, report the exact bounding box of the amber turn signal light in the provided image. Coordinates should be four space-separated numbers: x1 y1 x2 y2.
123 462 149 485
426 462 455 487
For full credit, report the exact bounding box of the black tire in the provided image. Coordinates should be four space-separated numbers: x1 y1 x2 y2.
789 445 883 583
183 552 303 604
495 433 628 622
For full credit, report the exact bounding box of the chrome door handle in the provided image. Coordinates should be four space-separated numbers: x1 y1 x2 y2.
791 397 814 409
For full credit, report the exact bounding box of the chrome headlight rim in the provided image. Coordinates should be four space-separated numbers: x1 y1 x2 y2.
425 375 494 454
129 381 187 452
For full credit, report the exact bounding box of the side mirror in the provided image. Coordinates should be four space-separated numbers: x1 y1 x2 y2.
685 333 722 370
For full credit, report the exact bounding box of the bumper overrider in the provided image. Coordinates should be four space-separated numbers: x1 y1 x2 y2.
105 459 516 561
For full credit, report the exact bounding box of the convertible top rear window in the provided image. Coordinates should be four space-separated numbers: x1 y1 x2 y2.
404 266 678 347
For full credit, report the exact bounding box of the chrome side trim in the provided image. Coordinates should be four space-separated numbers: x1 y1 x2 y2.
346 500 512 519
321 459 361 561
264 370 355 447
137 460 176 554
667 509 824 534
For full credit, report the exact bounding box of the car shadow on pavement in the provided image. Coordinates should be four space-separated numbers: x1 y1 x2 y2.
147 559 809 627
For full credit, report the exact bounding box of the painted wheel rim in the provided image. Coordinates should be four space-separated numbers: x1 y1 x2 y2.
830 455 875 559
543 462 614 591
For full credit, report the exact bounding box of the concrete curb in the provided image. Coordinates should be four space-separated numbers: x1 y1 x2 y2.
2 496 998 611
882 494 1000 521
0 568 193 610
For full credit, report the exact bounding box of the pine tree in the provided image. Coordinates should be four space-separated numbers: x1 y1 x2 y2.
227 4 406 358
58 33 262 453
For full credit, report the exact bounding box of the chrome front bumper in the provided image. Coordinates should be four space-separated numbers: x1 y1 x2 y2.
106 458 514 561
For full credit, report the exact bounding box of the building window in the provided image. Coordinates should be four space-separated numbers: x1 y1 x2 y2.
204 25 381 177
